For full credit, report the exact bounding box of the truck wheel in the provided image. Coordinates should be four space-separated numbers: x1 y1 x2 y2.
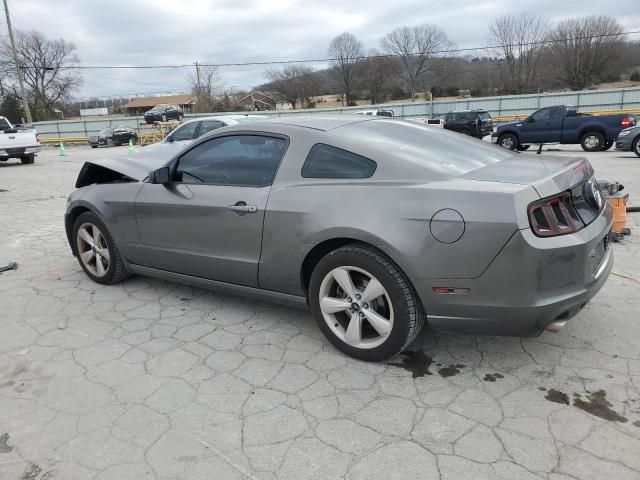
581 132 604 152
498 133 519 150
20 155 35 164
633 138 640 158
600 140 613 151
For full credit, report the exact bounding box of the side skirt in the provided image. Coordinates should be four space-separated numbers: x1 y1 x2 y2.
127 264 309 310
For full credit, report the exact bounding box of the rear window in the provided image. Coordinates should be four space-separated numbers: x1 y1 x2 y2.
335 120 512 176
302 144 377 179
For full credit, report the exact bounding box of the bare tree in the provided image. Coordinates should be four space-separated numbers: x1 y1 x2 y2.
489 12 549 94
328 32 363 106
547 16 625 90
360 50 394 104
381 24 452 101
265 65 317 109
187 63 221 112
0 30 81 120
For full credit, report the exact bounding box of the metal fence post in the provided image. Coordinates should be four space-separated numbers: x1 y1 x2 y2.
498 98 502 116
620 89 625 110
83 121 88 138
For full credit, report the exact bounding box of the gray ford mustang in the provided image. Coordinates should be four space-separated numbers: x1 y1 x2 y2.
65 116 613 361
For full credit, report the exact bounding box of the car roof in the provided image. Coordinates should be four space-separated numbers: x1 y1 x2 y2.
243 115 372 131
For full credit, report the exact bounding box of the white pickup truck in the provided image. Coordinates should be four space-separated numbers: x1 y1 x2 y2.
0 116 41 164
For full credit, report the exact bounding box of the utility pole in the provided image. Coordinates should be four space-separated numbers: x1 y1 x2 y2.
3 0 32 124
194 61 202 112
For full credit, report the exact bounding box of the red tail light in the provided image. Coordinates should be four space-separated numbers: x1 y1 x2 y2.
36 133 40 143
621 116 632 128
528 191 585 237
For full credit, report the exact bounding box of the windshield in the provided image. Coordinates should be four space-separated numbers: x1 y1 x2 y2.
149 105 165 112
98 128 113 135
337 120 512 177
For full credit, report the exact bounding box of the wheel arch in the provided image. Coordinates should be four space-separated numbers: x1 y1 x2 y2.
65 203 103 256
498 130 520 142
578 125 606 140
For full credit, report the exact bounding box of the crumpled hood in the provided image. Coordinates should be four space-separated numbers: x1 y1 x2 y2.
82 142 188 182
463 154 593 197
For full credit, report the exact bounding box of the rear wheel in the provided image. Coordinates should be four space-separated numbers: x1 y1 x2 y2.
633 138 640 158
72 212 129 285
498 133 519 150
20 155 35 164
309 244 424 361
581 132 604 152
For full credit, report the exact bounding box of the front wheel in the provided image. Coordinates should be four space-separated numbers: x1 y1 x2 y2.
309 244 424 361
498 133 519 150
72 212 129 285
581 132 604 152
106 138 115 147
633 138 640 158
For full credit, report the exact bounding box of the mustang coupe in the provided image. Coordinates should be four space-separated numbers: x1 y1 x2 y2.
65 117 613 361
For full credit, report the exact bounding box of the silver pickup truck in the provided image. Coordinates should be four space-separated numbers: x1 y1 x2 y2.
0 116 42 164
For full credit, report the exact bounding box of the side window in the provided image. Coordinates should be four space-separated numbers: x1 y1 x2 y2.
550 107 562 119
175 135 287 186
301 144 377 179
531 108 551 122
198 120 225 137
170 122 199 141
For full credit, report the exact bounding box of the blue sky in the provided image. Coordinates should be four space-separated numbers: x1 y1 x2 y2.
4 0 639 99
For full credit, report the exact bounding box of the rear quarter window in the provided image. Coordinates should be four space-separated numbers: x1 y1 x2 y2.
302 144 377 179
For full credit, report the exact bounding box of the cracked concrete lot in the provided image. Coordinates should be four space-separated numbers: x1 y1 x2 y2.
1 145 640 480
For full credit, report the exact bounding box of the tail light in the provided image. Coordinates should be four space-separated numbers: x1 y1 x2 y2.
528 191 585 237
621 116 632 128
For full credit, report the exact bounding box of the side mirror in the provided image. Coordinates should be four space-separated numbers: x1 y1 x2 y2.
165 135 174 143
526 116 535 123
151 166 170 184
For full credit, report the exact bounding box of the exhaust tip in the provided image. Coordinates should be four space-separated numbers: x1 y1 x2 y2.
545 320 567 333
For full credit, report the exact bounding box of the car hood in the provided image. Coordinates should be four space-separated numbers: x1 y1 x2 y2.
496 120 522 130
463 154 593 197
81 142 187 182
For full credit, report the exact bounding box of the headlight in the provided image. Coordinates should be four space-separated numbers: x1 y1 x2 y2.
618 130 631 137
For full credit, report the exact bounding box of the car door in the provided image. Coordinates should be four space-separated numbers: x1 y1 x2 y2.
519 107 552 143
134 133 288 286
112 128 128 144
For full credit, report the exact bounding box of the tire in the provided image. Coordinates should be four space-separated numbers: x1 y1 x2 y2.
580 131 604 152
633 137 640 158
106 138 115 147
498 133 519 150
600 140 613 151
131 136 138 145
178 114 183 121
20 155 35 164
161 114 167 122
91 145 98 149
517 145 531 151
72 211 129 285
308 243 425 361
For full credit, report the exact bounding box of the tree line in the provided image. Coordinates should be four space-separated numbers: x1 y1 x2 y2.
263 13 640 108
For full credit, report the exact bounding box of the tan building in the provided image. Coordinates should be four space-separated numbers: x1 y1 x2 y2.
121 94 198 116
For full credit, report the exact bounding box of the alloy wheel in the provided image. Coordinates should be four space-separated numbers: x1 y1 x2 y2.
76 223 110 277
584 135 600 149
318 266 394 349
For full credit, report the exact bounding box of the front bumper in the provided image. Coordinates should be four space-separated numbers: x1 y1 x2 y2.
413 205 614 336
615 138 632 151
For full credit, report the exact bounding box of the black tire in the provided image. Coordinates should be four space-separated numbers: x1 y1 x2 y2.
72 211 129 285
91 145 98 149
633 137 640 158
580 131 604 152
517 145 531 151
106 138 115 147
308 243 425 362
178 114 183 121
20 155 35 164
600 140 614 151
161 114 167 122
498 133 519 150
131 136 138 145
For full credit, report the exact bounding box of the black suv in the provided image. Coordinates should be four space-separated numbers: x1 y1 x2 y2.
443 110 493 138
144 104 184 124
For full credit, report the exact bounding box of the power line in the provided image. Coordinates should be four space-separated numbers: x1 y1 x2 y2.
19 28 640 71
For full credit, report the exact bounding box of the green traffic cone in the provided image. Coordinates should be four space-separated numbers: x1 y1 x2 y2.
128 139 134 154
59 142 66 156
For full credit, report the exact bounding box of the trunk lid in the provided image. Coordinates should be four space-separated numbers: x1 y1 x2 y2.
462 154 593 198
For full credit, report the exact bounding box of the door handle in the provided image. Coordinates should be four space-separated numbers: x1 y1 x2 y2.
228 202 257 214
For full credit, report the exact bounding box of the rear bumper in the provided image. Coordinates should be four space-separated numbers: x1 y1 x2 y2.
0 145 41 157
413 205 614 336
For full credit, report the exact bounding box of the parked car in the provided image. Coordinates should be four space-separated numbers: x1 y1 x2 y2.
493 105 635 152
443 110 493 138
88 126 138 148
143 104 184 124
615 124 640 157
141 115 265 154
0 116 41 164
65 117 613 361
355 109 394 117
